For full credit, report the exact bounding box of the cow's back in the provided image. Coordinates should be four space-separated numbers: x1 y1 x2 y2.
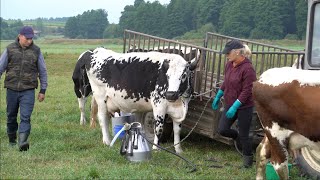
87 48 189 109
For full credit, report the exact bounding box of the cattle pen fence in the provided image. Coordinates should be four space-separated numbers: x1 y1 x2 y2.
123 29 305 145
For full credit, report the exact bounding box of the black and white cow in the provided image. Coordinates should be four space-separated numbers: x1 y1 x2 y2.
73 46 201 128
72 50 97 127
73 47 198 153
292 55 304 69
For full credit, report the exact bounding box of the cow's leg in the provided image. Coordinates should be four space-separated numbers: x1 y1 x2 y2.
273 162 289 180
289 132 320 151
172 121 182 154
153 133 159 151
256 136 270 180
78 97 87 125
95 96 111 145
268 134 290 180
152 115 183 153
90 97 98 128
152 113 166 151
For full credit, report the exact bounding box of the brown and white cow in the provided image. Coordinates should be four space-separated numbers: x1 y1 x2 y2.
253 67 320 180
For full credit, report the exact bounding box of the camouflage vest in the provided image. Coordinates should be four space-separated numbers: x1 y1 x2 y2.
5 39 40 91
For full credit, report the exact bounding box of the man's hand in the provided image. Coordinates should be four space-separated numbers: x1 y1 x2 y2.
38 93 45 102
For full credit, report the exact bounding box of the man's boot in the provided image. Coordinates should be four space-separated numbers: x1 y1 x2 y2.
19 133 29 151
8 133 17 146
243 155 253 168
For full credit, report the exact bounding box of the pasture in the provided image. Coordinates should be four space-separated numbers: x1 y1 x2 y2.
0 38 306 179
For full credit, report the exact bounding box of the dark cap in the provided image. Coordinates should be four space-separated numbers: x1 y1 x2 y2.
19 26 34 39
222 40 244 54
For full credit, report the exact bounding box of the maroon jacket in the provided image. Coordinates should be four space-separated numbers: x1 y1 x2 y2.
220 58 256 109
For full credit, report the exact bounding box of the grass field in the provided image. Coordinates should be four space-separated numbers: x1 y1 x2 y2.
0 38 307 179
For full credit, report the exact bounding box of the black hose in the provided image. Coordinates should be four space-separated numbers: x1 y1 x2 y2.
138 131 197 173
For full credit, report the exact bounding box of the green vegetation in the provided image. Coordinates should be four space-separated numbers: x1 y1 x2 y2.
118 0 307 39
0 39 307 179
0 18 24 40
64 9 109 39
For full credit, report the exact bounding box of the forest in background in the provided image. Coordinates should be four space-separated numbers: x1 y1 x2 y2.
1 0 308 40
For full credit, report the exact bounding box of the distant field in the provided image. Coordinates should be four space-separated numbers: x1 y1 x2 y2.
1 38 124 55
5 20 66 28
255 39 305 51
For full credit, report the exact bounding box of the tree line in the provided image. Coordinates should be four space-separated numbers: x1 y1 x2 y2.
1 0 308 40
65 0 307 40
0 17 66 40
1 18 24 40
117 0 307 40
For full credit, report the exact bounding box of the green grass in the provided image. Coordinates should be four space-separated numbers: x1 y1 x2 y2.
0 39 308 179
0 38 124 55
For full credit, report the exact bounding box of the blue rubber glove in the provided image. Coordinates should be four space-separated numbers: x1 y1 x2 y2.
212 89 224 110
226 99 242 119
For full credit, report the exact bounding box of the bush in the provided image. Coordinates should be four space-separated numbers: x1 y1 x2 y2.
284 34 299 40
177 23 216 40
249 29 267 39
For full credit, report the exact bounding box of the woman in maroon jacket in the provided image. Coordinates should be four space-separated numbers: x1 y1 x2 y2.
212 40 256 168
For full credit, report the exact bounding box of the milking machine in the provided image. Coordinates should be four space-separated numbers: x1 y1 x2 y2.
110 113 196 172
120 122 152 162
110 114 151 162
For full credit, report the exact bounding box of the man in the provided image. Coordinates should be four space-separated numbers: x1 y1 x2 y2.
0 26 48 151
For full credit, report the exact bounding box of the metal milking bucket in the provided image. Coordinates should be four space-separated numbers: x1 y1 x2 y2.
120 122 152 162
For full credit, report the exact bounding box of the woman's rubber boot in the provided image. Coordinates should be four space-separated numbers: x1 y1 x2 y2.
243 155 253 168
19 133 30 151
8 133 17 146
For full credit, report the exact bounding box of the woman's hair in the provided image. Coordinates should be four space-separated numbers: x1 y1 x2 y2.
238 44 252 57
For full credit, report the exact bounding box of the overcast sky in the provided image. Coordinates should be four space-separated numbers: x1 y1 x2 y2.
0 0 170 24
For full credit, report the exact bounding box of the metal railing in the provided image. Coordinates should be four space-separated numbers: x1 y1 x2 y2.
124 30 305 99
205 32 302 52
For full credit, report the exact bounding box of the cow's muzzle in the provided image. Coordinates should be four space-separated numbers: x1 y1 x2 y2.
165 91 179 102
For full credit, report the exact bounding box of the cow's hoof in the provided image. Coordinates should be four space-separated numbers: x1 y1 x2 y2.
90 118 96 128
152 145 159 151
80 117 86 126
175 149 183 154
255 176 264 180
103 140 111 146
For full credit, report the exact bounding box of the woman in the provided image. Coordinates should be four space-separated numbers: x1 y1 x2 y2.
212 40 256 168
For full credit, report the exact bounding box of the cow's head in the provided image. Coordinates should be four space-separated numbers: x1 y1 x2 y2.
164 55 199 102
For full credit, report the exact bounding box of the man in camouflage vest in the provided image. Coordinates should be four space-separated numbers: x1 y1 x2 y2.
0 26 48 151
